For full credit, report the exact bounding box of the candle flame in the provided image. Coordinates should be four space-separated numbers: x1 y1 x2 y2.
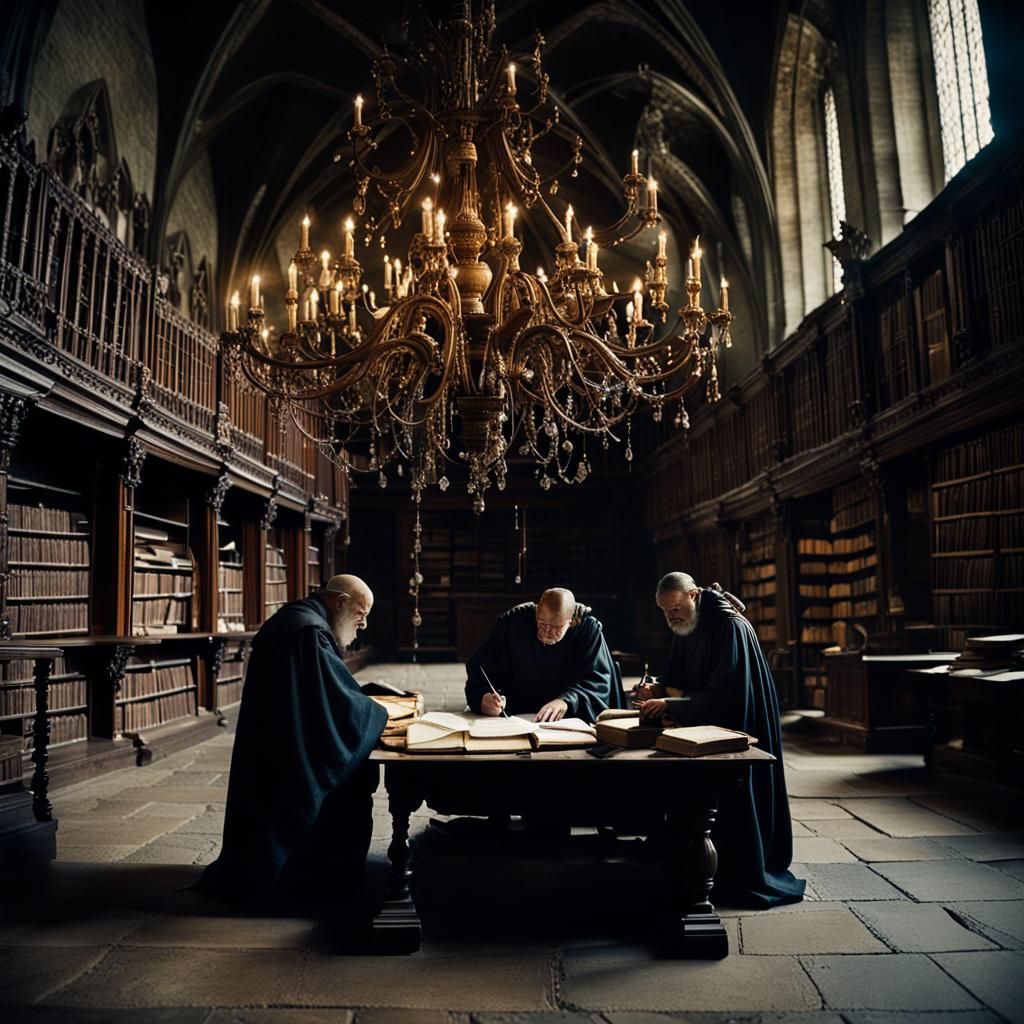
632 278 643 292
302 215 310 227
431 173 441 184
692 235 702 257
423 197 433 211
344 217 354 232
229 291 240 307
355 94 364 108
251 274 260 288
585 225 593 242
720 276 729 289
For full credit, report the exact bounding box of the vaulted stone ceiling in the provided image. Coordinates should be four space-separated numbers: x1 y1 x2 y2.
141 0 790 368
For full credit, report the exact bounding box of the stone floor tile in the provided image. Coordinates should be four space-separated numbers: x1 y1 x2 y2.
56 798 155 819
936 834 1024 862
150 771 222 787
2 910 150 946
800 953 981 1011
168 815 226 836
870 859 1024 901
842 1012 1004 1024
791 820 816 838
791 863 907 901
41 946 307 1007
791 838 859 863
949 901 1024 947
473 1013 605 1024
54 844 137 863
0 946 111 1004
356 1012 463 1024
834 798 978 837
931 951 1024 1023
838 836 949 862
740 907 886 954
129 803 206 820
204 1013 355 1024
717 900 852 918
789 800 854 820
912 793 1024 834
560 948 821 1012
127 914 311 949
3 1009 213 1024
293 953 553 1011
850 902 997 952
993 859 1024 881
50 818 195 847
118 786 229 804
785 773 860 798
602 1015 848 1024
805 818 885 840
120 836 219 865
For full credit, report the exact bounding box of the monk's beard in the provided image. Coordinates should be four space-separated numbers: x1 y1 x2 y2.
669 607 700 637
329 607 360 649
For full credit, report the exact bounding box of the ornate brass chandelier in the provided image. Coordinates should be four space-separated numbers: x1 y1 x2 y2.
221 1 734 513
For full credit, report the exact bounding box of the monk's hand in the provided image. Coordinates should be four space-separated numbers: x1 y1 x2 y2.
638 698 668 721
632 681 663 703
481 692 506 716
535 698 568 722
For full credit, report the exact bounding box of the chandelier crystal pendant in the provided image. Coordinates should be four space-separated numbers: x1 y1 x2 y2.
221 0 734 513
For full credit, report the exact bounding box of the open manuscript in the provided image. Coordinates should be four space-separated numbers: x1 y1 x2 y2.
404 712 597 753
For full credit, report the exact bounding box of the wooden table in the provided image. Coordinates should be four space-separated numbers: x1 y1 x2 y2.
368 745 775 958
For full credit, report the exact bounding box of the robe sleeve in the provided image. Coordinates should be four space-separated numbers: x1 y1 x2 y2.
556 617 620 721
663 616 744 728
465 614 513 712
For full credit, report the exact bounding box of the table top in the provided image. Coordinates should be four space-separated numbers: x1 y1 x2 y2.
371 746 775 765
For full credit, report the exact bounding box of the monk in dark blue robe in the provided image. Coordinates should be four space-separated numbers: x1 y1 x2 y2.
637 572 805 908
466 588 623 723
198 574 387 917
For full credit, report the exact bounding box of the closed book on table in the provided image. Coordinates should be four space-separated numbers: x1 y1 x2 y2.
594 715 664 749
654 726 754 757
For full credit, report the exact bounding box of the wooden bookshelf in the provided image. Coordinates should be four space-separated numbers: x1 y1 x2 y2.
217 519 245 633
264 542 288 618
6 479 92 639
828 478 881 646
931 423 1024 648
0 653 88 752
740 514 777 649
214 637 251 709
116 656 198 734
131 507 194 637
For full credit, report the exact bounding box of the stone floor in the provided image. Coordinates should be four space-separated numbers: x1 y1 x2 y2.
2 662 1024 1023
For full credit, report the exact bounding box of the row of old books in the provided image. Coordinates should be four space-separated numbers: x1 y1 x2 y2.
116 689 197 732
932 476 994 516
0 656 69 683
8 534 89 564
0 677 87 716
738 516 776 649
934 556 996 590
934 423 1023 481
830 575 879 598
832 599 879 618
7 567 90 597
120 662 191 701
265 544 288 616
132 571 193 595
0 737 22 782
796 535 874 557
8 504 81 532
19 711 88 747
830 494 874 533
6 601 89 635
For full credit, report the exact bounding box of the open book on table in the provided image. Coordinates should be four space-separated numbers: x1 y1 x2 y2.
404 712 597 753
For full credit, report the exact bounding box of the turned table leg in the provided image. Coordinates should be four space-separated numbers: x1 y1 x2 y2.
371 766 422 954
663 789 729 959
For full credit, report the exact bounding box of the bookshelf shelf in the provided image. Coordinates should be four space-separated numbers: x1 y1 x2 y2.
930 423 1024 649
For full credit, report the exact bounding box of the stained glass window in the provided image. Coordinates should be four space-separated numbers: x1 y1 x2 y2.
929 0 994 181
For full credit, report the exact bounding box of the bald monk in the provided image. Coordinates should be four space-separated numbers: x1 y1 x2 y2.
198 574 387 925
465 588 623 723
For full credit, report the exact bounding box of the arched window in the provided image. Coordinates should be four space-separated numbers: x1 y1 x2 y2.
823 86 846 294
928 0 993 181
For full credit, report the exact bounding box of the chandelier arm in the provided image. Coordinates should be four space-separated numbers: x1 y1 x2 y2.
590 208 652 248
